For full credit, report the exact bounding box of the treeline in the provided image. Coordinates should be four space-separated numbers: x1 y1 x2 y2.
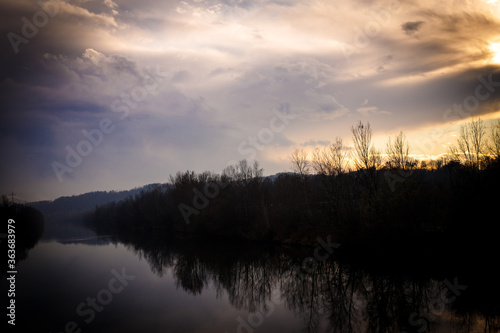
86 118 500 249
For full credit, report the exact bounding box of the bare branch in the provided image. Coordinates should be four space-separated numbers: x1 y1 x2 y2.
291 148 310 176
351 121 379 170
489 119 500 159
385 131 411 170
449 117 486 169
311 138 348 176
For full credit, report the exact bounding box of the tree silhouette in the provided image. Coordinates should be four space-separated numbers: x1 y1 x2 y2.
290 148 310 177
311 137 348 176
385 131 411 170
489 119 500 160
350 120 380 171
449 117 486 170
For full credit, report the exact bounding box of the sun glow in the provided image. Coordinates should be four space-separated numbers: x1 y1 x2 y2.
491 42 500 63
489 42 500 63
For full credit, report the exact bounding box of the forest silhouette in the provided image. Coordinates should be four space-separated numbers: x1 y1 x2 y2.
86 118 500 259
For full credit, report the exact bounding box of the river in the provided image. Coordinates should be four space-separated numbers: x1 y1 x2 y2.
2 230 498 332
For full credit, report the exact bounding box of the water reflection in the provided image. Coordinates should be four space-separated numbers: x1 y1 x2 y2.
6 233 499 333
113 235 499 333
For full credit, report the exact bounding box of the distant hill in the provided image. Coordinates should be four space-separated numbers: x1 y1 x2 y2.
29 183 171 240
30 183 170 215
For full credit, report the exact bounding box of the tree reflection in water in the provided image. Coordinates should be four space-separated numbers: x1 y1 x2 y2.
113 235 499 333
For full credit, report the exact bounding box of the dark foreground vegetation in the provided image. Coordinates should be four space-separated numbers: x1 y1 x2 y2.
0 197 44 277
86 118 500 259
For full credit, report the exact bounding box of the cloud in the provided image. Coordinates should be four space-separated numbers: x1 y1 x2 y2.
401 21 425 35
2 0 500 200
356 106 391 117
300 139 331 147
170 70 191 84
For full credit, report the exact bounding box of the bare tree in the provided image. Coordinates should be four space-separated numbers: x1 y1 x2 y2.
450 117 486 169
311 138 348 176
312 147 329 175
489 119 500 160
222 159 263 184
290 148 313 223
310 138 349 224
252 160 264 179
385 131 411 170
351 121 379 170
330 137 349 176
291 148 310 176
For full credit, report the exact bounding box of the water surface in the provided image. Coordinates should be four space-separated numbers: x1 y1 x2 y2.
3 233 498 332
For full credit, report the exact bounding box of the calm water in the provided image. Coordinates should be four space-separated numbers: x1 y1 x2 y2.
3 231 499 333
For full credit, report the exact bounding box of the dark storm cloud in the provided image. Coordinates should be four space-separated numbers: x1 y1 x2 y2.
401 20 424 35
337 66 500 132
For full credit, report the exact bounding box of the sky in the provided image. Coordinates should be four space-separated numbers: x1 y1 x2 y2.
1 0 500 202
